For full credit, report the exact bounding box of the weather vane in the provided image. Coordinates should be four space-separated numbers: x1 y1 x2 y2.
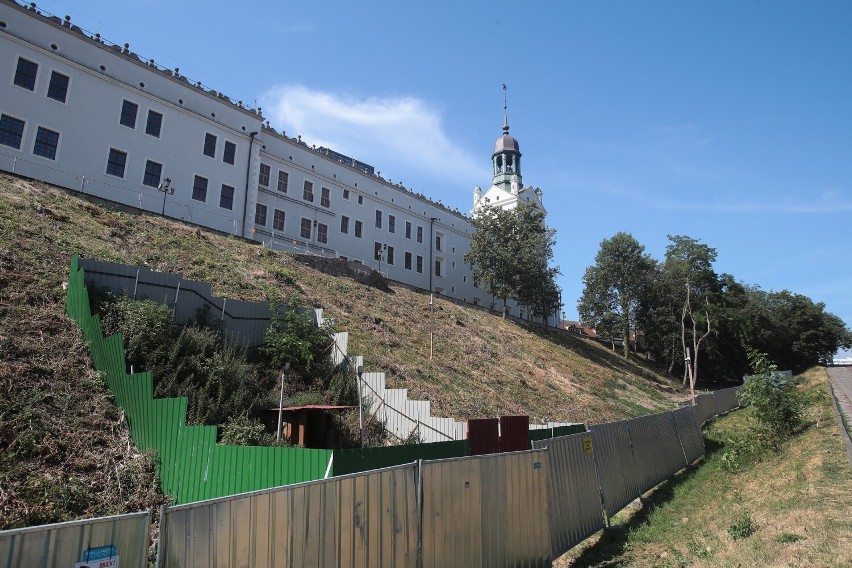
502 83 509 133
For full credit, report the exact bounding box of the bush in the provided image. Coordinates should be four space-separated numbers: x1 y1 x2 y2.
739 372 804 447
263 302 337 390
101 296 176 374
728 512 757 540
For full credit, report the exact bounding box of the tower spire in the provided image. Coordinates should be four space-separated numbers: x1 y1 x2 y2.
502 83 509 134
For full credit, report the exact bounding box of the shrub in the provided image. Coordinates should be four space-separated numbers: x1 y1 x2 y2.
739 372 804 447
101 296 176 374
728 512 757 540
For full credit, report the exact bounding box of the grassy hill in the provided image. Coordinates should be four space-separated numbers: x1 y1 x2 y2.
0 172 688 527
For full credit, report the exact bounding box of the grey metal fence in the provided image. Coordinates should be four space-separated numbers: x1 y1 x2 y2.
672 406 705 465
159 464 419 568
588 420 642 519
532 432 605 558
79 257 322 349
0 510 151 568
420 450 552 568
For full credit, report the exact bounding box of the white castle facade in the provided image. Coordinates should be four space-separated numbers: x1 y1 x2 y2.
0 0 553 323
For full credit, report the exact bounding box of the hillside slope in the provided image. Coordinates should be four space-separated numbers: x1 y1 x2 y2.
0 172 687 527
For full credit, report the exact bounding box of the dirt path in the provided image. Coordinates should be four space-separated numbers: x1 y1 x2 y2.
826 366 852 467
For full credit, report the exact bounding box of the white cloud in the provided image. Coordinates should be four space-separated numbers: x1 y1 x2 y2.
259 85 488 188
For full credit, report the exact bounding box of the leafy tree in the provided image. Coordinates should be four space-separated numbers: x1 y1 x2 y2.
100 296 176 375
465 201 559 321
262 302 337 390
663 235 718 400
155 326 262 425
578 232 654 357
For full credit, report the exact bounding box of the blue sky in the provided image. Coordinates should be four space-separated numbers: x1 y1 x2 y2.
37 1 852 355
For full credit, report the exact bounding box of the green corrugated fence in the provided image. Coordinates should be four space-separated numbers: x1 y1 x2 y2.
528 424 587 448
332 439 470 476
66 255 331 504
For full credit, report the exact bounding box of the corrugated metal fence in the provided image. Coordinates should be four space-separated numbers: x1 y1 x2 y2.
0 511 151 568
62 256 752 566
77 257 326 349
67 256 331 504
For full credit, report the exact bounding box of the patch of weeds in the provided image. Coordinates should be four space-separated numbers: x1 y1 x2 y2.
728 512 757 540
720 435 763 472
775 532 805 543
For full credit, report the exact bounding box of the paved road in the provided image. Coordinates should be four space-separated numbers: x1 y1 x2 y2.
825 366 852 467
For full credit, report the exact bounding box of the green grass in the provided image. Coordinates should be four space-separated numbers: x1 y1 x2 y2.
556 367 852 567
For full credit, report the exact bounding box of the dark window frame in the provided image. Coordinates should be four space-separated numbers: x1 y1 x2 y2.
277 170 289 193
354 220 363 238
340 215 349 234
145 110 163 137
105 147 127 178
46 70 70 103
0 114 26 149
13 57 38 91
223 140 236 165
300 218 312 239
317 222 328 244
255 203 268 226
142 160 163 187
259 163 270 187
191 175 208 202
219 184 235 210
273 209 286 231
119 100 138 129
203 133 217 158
303 180 314 202
320 186 330 208
32 126 59 160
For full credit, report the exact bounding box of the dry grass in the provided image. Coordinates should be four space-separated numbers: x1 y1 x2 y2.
0 172 689 528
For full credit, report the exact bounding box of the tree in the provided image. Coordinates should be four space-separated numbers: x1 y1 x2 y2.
263 302 337 389
464 202 559 321
663 235 718 402
578 232 654 357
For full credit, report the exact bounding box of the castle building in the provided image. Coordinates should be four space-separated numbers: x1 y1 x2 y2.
0 0 552 323
472 97 544 215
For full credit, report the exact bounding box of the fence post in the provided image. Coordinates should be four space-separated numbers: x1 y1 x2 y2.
156 503 168 568
417 459 424 568
172 281 180 320
132 268 140 299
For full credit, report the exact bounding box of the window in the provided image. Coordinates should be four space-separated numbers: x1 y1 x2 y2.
277 170 289 193
273 209 286 231
357 194 363 205
404 252 412 270
219 184 234 209
354 220 363 238
255 203 267 226
343 189 350 200
375 210 382 229
374 242 383 261
386 246 394 265
192 175 208 202
47 71 69 103
105 148 127 178
145 110 163 137
32 126 59 160
120 100 138 128
416 226 423 243
0 114 25 149
320 187 330 208
300 218 312 239
13 57 38 91
142 160 162 187
223 141 236 165
435 259 442 277
259 163 270 187
317 222 328 244
388 215 396 234
303 180 314 202
435 234 443 251
203 133 217 157
340 215 349 234
416 255 423 273
405 221 412 239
